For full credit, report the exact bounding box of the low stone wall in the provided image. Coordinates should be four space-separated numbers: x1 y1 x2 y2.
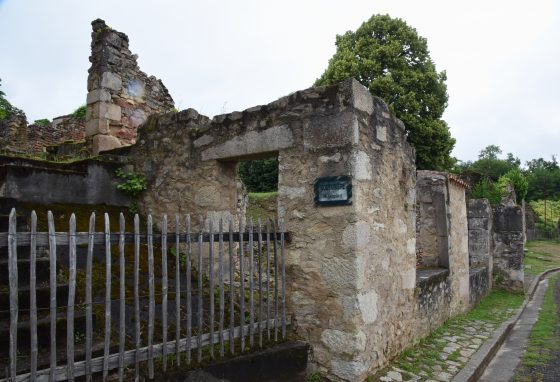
469 267 489 307
467 199 493 291
415 269 452 338
0 155 129 206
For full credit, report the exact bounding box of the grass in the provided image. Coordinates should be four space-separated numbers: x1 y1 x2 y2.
246 192 278 221
515 273 560 381
370 289 524 380
524 240 560 276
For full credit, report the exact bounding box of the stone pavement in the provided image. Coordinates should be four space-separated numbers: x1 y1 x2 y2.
372 315 514 382
478 278 549 381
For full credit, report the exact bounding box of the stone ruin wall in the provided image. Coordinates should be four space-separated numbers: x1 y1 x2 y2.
86 19 174 154
126 79 419 381
493 197 524 291
0 112 85 155
414 172 470 338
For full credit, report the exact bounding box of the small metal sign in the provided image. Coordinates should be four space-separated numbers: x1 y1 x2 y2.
314 176 352 206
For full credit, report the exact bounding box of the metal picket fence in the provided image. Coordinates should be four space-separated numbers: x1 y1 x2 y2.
0 209 287 381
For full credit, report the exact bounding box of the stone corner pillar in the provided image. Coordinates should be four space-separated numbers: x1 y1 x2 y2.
492 201 524 291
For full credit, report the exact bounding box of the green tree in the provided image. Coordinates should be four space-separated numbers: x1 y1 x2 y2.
468 145 520 181
315 14 455 170
238 159 278 193
0 78 22 121
525 156 560 201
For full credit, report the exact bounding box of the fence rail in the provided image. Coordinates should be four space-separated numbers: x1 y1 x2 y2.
1 209 287 382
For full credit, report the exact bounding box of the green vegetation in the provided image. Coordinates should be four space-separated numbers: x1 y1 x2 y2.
238 158 278 192
371 289 524 379
115 168 147 197
0 78 22 121
33 118 50 126
71 104 87 120
246 192 278 222
530 199 560 233
515 274 560 381
315 14 454 170
524 241 560 276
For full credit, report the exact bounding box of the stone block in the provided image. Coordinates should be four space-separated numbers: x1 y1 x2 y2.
468 217 489 230
303 112 359 149
201 125 293 161
101 72 122 91
90 102 122 121
86 89 111 104
468 199 492 218
494 205 523 232
92 134 122 155
85 118 109 136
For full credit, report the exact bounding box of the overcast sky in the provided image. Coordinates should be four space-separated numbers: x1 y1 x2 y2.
1 0 558 164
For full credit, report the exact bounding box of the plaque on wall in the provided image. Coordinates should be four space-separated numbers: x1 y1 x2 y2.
314 176 352 206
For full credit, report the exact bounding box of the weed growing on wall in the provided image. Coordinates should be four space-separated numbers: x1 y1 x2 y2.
115 168 147 197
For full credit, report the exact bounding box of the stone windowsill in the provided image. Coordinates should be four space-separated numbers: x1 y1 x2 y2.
416 268 449 288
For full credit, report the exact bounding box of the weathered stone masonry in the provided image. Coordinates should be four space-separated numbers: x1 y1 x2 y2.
86 19 174 154
125 79 418 381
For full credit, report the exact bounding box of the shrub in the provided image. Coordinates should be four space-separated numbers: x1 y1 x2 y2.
498 168 528 201
115 168 147 197
33 118 50 127
72 105 87 120
471 179 503 205
238 159 278 192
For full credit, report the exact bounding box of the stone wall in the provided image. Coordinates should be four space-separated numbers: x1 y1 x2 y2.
0 111 85 155
493 200 524 291
469 267 489 307
467 198 493 295
0 155 129 206
127 79 417 381
415 171 470 333
86 19 174 154
415 269 452 338
0 111 28 154
416 172 449 268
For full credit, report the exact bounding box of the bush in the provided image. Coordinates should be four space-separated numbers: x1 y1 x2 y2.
72 105 87 120
33 118 50 127
238 159 278 193
471 179 503 205
498 168 528 201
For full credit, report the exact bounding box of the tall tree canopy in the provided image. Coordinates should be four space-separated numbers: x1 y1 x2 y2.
315 14 455 170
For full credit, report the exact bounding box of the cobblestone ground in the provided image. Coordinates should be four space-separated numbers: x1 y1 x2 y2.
371 310 516 382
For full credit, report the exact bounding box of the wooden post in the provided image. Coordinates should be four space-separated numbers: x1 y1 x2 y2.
118 213 126 382
48 211 57 381
8 209 18 382
86 212 95 382
161 215 168 371
103 213 111 382
67 213 77 381
29 211 38 380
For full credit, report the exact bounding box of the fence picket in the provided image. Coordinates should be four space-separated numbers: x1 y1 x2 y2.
161 215 168 371
272 219 279 341
197 216 203 363
239 218 245 352
185 215 192 365
133 214 141 382
257 218 263 348
67 214 77 381
248 219 254 349
218 218 225 357
8 209 18 382
147 215 155 379
29 211 37 380
103 213 111 382
85 213 95 382
118 213 126 382
175 214 181 365
280 218 287 339
265 219 271 341
228 219 235 355
48 211 57 381
208 219 215 359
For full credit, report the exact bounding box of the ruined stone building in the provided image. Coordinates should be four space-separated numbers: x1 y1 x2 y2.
0 19 526 382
